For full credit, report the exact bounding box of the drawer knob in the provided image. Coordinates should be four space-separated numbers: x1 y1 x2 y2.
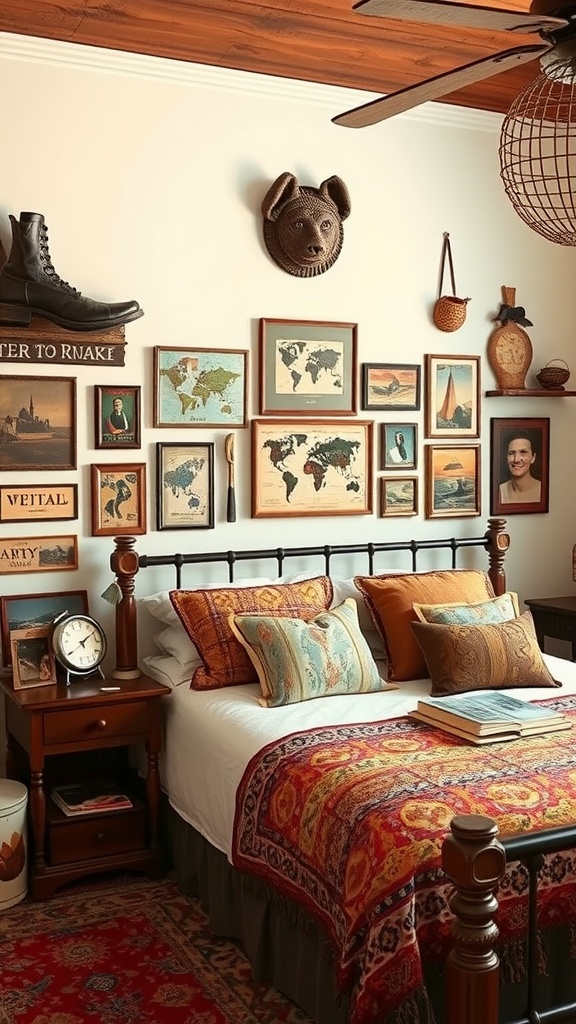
95 833 107 844
95 719 107 730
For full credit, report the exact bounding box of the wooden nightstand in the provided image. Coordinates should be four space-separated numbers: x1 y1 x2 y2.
0 674 170 899
525 596 576 661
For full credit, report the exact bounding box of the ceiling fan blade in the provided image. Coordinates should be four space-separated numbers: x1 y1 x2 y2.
354 0 566 33
333 43 550 126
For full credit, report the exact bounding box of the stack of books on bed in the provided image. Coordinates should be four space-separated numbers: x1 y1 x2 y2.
51 780 133 816
408 692 572 745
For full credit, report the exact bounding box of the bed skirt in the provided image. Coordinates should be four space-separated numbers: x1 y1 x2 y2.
164 802 448 1024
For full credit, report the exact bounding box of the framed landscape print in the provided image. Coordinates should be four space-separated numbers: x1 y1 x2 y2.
259 318 357 415
252 419 373 518
381 423 417 470
154 347 248 428
11 625 57 689
0 483 77 524
362 363 420 411
380 477 418 517
425 354 480 438
0 589 88 668
490 417 549 516
0 375 76 470
91 463 147 536
425 444 481 518
95 385 141 449
156 442 215 530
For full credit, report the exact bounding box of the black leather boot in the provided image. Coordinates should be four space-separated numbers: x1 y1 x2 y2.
0 212 144 332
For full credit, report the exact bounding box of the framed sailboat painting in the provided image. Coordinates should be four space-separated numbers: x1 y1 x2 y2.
424 355 480 438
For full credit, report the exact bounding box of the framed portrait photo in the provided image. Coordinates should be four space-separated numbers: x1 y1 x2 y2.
156 442 215 530
154 347 248 428
490 417 549 515
91 463 147 536
380 476 418 517
0 589 88 669
0 375 76 470
251 418 373 518
259 318 357 415
361 363 420 411
425 354 480 438
425 444 481 518
381 423 417 470
10 625 57 689
95 385 141 449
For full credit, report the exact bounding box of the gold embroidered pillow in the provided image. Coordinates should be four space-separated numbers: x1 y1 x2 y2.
411 612 559 696
413 592 520 626
170 576 333 690
230 599 386 707
354 570 495 681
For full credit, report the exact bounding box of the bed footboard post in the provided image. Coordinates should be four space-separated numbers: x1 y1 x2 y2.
485 517 509 597
442 814 506 1024
109 535 141 679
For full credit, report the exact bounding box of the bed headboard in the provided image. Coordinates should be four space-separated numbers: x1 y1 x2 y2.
108 516 510 679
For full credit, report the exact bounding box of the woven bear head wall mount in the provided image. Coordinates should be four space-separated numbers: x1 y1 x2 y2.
261 172 351 278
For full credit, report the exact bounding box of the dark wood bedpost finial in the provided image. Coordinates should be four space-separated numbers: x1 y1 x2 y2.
485 517 509 596
442 813 506 1024
109 535 141 680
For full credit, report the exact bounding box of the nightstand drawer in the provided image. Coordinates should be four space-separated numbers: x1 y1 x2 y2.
48 804 146 865
43 702 149 745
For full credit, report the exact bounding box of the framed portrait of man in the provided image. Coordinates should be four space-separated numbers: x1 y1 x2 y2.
94 385 141 449
490 417 549 515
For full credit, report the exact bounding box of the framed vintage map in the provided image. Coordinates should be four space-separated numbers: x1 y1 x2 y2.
259 319 357 415
156 442 214 529
154 347 248 428
251 419 373 517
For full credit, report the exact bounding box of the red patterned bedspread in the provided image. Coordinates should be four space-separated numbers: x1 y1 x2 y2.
232 696 576 1024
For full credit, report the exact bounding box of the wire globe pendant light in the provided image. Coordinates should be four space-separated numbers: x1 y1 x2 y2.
499 43 576 246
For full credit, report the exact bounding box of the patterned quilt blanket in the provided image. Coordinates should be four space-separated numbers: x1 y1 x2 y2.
232 696 576 1024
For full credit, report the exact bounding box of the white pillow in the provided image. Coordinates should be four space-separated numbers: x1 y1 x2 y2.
153 625 200 668
142 653 193 688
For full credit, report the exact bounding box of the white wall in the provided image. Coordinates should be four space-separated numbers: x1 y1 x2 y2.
0 34 575 684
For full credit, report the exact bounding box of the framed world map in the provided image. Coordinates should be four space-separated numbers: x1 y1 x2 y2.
251 418 373 518
153 347 248 428
259 319 357 415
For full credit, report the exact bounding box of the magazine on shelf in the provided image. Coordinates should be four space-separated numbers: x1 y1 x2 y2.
51 780 133 816
408 691 571 743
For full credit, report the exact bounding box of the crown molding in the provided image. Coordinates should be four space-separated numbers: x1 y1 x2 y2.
0 32 502 134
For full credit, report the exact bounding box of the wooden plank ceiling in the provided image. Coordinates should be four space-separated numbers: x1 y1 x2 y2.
0 0 544 116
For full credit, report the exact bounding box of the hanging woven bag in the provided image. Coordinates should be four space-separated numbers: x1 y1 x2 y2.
433 232 471 332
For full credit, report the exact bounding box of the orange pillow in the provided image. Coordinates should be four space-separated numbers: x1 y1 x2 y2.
170 576 333 690
354 570 495 681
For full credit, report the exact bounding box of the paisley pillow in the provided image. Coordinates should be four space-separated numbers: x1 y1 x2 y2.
411 612 559 696
230 598 387 707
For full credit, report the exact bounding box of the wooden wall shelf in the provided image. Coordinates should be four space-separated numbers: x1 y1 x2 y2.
486 389 576 397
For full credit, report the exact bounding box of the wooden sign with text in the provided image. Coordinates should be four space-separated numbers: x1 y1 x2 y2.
0 317 126 366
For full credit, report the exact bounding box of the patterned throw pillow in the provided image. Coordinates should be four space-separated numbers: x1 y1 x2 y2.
170 576 333 690
230 598 386 707
411 612 559 696
354 570 495 681
412 592 520 626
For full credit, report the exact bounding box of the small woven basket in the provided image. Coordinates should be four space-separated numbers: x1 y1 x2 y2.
536 359 570 389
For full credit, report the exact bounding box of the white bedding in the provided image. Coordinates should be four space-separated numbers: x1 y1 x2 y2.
158 653 576 863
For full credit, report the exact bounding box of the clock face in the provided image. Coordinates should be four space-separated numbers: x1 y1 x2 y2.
53 615 106 673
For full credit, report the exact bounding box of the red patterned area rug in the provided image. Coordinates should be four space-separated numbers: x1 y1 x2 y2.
0 875 312 1024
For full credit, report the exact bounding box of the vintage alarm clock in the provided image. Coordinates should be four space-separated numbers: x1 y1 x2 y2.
51 612 107 685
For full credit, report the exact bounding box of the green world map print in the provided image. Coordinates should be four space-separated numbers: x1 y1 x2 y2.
253 420 373 517
154 347 247 427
